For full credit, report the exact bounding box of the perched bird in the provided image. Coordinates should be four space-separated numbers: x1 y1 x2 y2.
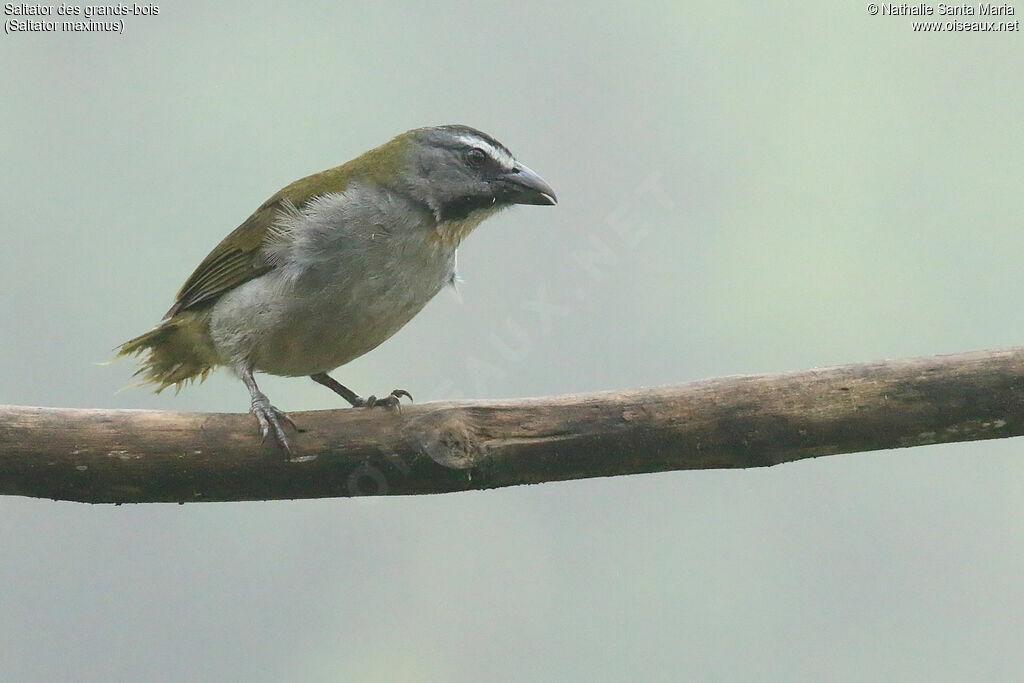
120 125 556 450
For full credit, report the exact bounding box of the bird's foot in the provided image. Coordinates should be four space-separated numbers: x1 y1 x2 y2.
351 389 413 411
251 395 298 452
308 374 412 412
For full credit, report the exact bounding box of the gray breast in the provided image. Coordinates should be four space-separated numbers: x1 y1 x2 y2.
212 185 457 377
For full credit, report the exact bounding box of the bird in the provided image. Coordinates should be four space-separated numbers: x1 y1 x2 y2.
119 125 557 451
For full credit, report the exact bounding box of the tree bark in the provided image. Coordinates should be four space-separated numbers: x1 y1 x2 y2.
3 347 1024 504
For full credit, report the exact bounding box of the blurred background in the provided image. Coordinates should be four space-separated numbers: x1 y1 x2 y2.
2 2 1023 681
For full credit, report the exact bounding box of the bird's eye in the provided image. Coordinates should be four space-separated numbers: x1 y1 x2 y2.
466 147 487 167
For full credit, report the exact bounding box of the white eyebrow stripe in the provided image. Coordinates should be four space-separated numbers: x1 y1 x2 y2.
455 134 515 169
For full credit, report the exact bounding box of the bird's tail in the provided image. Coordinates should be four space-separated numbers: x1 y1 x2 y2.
118 311 219 393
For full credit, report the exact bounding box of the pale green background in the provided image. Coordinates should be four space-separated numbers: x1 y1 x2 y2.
2 2 1023 681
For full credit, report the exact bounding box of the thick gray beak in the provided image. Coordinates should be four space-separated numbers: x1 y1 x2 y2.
499 162 557 206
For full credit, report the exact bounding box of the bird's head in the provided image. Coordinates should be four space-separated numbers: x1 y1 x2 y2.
377 125 557 227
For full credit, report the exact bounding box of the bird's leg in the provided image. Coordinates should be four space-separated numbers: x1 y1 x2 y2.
310 372 412 410
240 367 297 451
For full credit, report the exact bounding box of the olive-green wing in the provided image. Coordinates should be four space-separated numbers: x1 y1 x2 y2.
164 167 355 318
164 201 285 318
163 138 408 318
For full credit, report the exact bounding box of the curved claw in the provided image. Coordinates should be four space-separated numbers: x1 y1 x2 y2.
251 398 296 452
356 389 413 413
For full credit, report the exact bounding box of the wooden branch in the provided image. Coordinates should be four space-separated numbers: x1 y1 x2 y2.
3 346 1024 504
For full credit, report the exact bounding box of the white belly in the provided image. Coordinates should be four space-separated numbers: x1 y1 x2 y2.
207 189 459 376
